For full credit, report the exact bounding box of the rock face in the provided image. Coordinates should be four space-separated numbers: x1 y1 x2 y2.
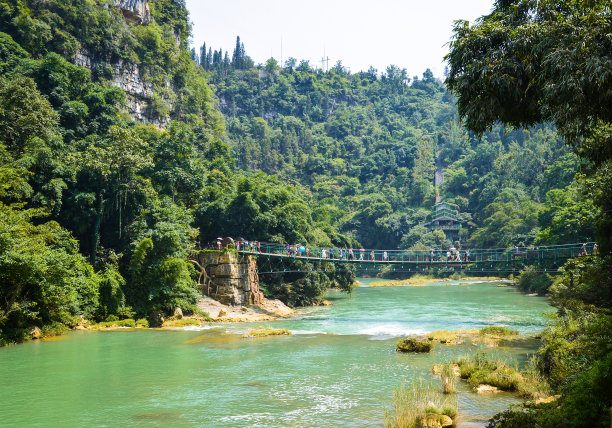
194 251 264 306
71 0 172 128
73 49 169 128
115 0 151 25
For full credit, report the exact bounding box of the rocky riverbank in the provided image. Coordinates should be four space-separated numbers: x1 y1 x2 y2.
196 296 294 322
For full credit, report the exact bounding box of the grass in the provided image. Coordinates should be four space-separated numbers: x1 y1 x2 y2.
162 318 202 327
456 353 548 397
441 364 457 394
96 319 137 328
245 326 292 337
371 276 505 287
396 338 433 353
426 329 478 344
194 309 213 322
385 379 457 428
479 326 519 336
424 327 521 347
371 275 438 287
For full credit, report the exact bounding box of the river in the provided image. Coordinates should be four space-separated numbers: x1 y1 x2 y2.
0 280 551 427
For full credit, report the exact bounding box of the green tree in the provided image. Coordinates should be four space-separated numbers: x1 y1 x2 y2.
77 126 153 263
446 0 612 251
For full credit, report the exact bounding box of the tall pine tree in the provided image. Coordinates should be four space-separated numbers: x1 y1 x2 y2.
232 36 242 69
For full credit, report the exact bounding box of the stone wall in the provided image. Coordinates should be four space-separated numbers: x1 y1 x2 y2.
194 251 264 306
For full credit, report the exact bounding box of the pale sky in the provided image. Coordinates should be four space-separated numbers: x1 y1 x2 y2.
186 0 494 79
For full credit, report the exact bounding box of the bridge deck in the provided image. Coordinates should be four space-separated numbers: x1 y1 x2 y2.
235 242 596 266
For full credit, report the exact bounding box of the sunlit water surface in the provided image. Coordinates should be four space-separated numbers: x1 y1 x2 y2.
0 280 551 427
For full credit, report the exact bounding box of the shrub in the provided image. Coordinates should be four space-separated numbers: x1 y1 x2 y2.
116 306 135 320
135 318 149 328
97 318 136 328
396 338 433 353
41 322 70 337
515 268 552 294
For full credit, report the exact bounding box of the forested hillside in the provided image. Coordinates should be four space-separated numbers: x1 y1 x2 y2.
0 0 601 346
200 42 595 250
0 0 352 344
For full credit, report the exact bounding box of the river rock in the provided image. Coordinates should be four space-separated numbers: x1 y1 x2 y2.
29 326 42 339
173 307 183 319
439 414 453 427
475 384 500 393
417 413 454 428
417 414 440 428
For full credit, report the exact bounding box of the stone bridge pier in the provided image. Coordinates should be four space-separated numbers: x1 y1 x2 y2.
193 251 264 306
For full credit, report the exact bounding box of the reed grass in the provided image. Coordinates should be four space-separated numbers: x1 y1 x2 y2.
385 379 457 428
441 364 457 394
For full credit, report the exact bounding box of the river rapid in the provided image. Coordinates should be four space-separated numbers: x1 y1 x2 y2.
0 280 551 427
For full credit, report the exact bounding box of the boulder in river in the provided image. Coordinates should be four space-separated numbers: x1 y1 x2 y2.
396 338 433 353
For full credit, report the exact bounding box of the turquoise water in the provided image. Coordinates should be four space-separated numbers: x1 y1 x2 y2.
0 281 551 427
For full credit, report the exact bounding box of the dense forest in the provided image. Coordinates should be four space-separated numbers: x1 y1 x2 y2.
197 38 595 251
444 0 611 426
0 0 610 425
0 0 354 344
0 0 603 340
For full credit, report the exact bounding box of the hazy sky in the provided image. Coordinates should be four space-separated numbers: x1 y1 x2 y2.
186 0 494 79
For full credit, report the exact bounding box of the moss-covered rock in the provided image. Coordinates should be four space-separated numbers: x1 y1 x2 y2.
396 338 433 353
244 326 292 338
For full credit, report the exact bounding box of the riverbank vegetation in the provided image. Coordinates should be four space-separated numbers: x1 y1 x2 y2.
0 0 355 345
456 353 546 398
445 0 612 424
386 380 456 428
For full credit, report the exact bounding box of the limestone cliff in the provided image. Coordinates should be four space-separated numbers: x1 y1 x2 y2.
72 0 171 128
115 0 151 25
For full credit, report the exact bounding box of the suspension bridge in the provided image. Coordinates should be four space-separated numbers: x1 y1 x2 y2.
231 241 596 275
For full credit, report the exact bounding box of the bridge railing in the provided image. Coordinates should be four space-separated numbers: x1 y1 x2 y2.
232 241 596 264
